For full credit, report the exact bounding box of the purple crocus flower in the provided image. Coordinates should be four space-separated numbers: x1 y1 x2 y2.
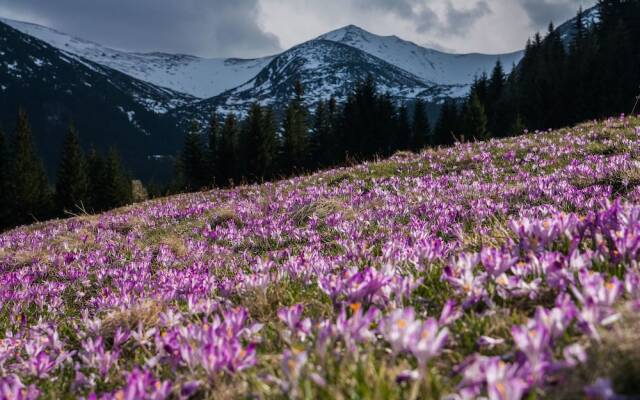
379 307 419 354
409 318 449 369
277 304 312 341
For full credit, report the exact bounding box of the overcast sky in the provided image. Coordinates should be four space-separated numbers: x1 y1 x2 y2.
0 0 596 58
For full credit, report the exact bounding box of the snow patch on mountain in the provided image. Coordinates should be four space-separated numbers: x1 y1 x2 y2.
0 17 273 99
318 25 524 91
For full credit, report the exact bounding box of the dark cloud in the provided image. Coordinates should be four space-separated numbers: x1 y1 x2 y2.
518 0 587 28
0 0 281 58
445 1 491 34
354 0 492 36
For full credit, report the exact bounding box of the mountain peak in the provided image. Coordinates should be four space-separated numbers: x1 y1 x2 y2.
317 24 375 43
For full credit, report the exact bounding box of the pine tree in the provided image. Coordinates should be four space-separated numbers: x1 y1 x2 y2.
180 121 207 191
243 103 277 181
375 94 397 157
206 111 220 185
217 113 239 187
0 127 9 229
434 100 459 146
103 148 133 208
8 109 51 226
310 100 328 168
487 61 507 136
411 99 431 150
463 94 489 141
395 105 411 151
509 113 526 136
282 81 309 173
315 97 340 167
55 123 89 214
339 75 378 159
260 107 278 180
87 147 107 212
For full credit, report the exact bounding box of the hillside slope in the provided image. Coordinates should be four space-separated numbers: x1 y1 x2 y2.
0 21 189 181
2 116 640 399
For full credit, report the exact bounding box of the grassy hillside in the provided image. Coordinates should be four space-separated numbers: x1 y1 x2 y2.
3 116 640 399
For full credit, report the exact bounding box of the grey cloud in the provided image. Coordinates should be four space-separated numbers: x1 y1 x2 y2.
0 0 281 58
354 0 419 18
518 0 586 28
444 1 491 34
355 0 492 36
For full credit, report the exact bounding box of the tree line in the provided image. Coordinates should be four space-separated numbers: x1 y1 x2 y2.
177 0 640 192
3 1 638 230
445 0 640 141
177 79 436 190
0 109 134 230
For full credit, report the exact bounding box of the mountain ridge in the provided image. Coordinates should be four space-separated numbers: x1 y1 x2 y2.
1 17 523 102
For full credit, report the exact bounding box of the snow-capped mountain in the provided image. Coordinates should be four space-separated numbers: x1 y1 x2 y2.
176 39 458 121
556 6 600 44
1 16 524 106
0 21 185 182
0 17 274 100
318 25 523 97
0 7 595 181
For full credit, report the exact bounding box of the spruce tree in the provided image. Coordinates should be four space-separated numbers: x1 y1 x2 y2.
487 61 508 136
375 94 396 157
243 103 276 181
180 121 207 191
87 147 107 212
411 99 431 150
217 113 239 187
463 94 489 141
310 101 327 168
103 148 133 209
260 107 278 180
434 100 459 146
8 109 51 226
395 105 411 152
282 81 309 173
56 123 89 214
315 97 340 167
0 127 9 229
206 111 220 185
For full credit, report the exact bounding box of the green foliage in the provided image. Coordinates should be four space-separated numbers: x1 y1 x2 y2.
282 81 310 174
462 93 489 141
6 109 52 226
412 99 431 150
179 121 208 191
396 105 411 151
463 2 640 137
206 111 220 184
55 123 89 213
434 100 459 146
243 103 278 181
217 113 239 187
0 126 9 229
86 147 133 212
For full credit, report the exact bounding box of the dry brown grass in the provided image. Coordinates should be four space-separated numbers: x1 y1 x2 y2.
131 180 149 203
158 236 188 258
290 198 352 226
9 249 51 266
461 216 514 251
209 208 242 228
101 299 166 338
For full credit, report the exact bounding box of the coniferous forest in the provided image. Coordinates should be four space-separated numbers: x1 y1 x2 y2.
1 0 639 231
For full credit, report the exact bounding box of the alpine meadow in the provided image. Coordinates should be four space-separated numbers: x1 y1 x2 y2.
1 1 640 399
